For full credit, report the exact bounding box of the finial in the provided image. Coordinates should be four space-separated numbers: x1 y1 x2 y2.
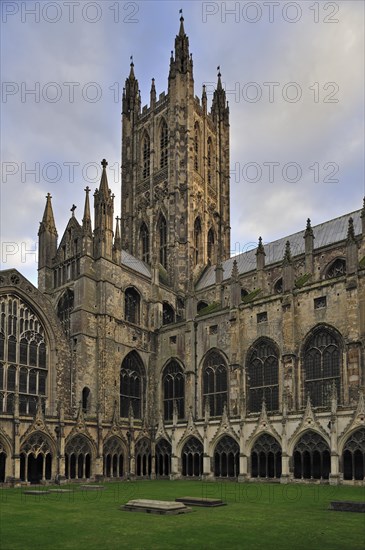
130 55 134 66
84 186 90 194
283 240 292 264
347 216 355 243
70 204 77 216
101 159 108 169
217 65 221 78
256 236 265 254
304 217 314 238
179 8 183 19
46 192 52 200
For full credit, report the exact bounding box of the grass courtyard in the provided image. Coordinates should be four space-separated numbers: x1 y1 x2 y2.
0 480 364 549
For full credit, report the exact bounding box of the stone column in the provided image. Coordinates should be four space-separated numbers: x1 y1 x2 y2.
238 422 248 482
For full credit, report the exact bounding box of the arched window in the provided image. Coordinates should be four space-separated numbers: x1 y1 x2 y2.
20 433 53 483
57 289 74 337
103 437 125 478
194 218 202 266
135 438 151 477
124 288 140 325
303 327 341 407
251 434 282 479
241 289 249 301
155 439 171 477
293 431 330 480
120 351 144 419
142 133 150 179
0 295 48 416
197 301 208 313
274 278 283 294
140 223 149 264
246 339 279 413
162 302 175 325
65 435 92 480
158 215 167 269
207 137 214 187
202 351 227 417
194 122 200 172
342 428 365 481
325 258 346 279
163 360 184 421
214 436 240 478
160 120 168 169
182 437 203 477
82 387 91 413
207 228 215 264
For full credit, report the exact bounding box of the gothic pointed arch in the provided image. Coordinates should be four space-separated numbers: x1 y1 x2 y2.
159 118 168 169
194 217 202 266
194 121 201 172
207 227 215 265
103 436 126 478
250 433 282 479
341 428 365 481
139 222 150 264
142 131 150 179
120 350 145 419
246 337 279 413
155 438 172 477
57 288 74 337
65 433 94 480
135 437 151 476
181 436 203 477
124 287 141 325
20 431 55 483
162 359 185 421
302 324 342 407
202 349 228 417
324 257 346 279
157 213 168 269
207 136 215 189
292 430 330 480
213 435 240 478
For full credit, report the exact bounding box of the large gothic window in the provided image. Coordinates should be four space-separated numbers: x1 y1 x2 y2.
160 120 168 169
251 434 282 479
158 215 168 269
246 339 279 413
293 431 330 480
142 133 150 179
124 288 140 325
194 217 202 266
194 122 200 172
57 289 74 337
120 351 145 419
140 223 149 264
0 295 48 415
343 428 365 481
163 360 184 421
202 351 228 417
325 258 346 279
303 327 341 408
207 228 215 265
214 436 240 478
182 437 203 477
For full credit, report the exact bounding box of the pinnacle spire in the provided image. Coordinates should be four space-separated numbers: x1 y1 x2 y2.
217 66 222 90
347 216 355 243
231 258 239 280
256 236 265 255
82 186 92 237
129 56 135 79
114 216 121 248
283 240 292 265
39 193 57 236
179 10 185 36
304 218 314 238
98 159 110 197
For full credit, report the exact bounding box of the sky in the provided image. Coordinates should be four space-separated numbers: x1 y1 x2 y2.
1 0 364 285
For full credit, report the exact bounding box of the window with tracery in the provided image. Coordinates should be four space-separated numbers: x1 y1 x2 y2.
140 223 149 264
203 351 227 417
0 295 48 415
293 431 330 479
303 327 341 408
163 360 184 421
155 438 171 476
194 122 200 172
194 218 202 265
103 437 125 478
125 288 140 325
20 433 52 482
65 435 92 479
251 434 282 478
207 229 215 264
343 428 365 481
325 258 346 279
135 438 151 476
214 436 240 478
207 137 213 186
120 351 144 419
142 134 150 179
57 289 74 337
158 216 168 269
160 120 168 169
182 437 203 477
247 339 279 413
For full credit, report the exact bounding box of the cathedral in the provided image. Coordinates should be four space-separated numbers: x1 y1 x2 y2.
0 17 364 486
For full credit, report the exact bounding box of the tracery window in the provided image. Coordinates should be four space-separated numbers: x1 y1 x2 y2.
135 438 151 476
163 360 184 421
202 351 227 417
120 351 144 419
155 439 171 477
325 258 346 279
0 295 48 415
194 122 200 172
251 434 282 478
158 215 168 269
65 435 92 479
103 437 125 478
207 229 215 264
207 137 213 186
162 302 175 326
142 133 150 179
303 327 341 408
160 120 168 169
194 218 202 266
343 428 365 481
20 433 52 483
214 436 240 478
140 223 149 264
293 431 330 480
246 339 279 413
57 289 74 337
125 288 140 325
182 437 203 477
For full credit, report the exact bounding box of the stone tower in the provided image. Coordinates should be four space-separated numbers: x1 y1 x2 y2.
121 16 230 293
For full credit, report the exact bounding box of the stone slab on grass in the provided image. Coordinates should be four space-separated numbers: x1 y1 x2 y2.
329 501 365 513
175 496 226 507
79 485 105 490
122 499 191 515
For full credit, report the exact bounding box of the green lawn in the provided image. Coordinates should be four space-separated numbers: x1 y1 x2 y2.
0 481 364 550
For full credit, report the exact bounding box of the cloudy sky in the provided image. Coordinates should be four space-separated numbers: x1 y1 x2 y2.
1 0 364 285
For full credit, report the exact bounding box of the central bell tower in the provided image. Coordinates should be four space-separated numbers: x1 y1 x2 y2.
121 16 230 293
